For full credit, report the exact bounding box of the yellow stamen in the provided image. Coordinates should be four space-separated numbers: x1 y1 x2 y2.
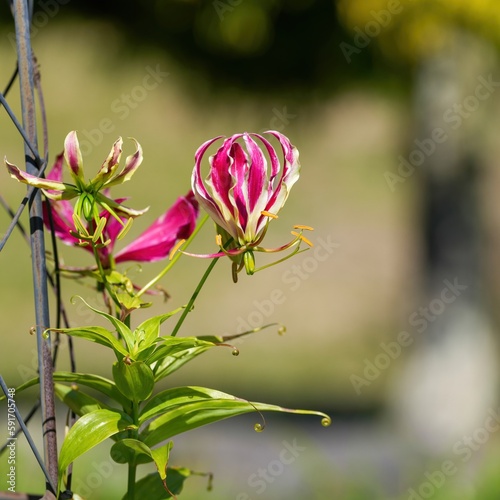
261 211 278 219
169 239 186 260
215 234 223 247
293 224 314 231
291 230 313 247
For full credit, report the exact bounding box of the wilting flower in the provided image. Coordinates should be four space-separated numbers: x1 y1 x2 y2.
5 131 147 243
189 131 313 281
44 187 199 269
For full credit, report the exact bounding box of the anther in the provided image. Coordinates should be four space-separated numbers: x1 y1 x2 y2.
261 210 278 219
291 230 313 247
293 224 314 231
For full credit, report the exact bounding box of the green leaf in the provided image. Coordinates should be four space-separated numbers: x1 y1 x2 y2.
125 468 192 500
112 360 154 402
48 325 129 358
58 409 134 492
110 439 173 480
150 336 228 381
70 296 134 352
139 386 236 424
151 441 173 481
140 386 331 447
54 383 106 416
11 372 131 409
132 309 183 358
110 438 153 465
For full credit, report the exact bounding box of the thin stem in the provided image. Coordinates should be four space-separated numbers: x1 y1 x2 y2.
92 244 121 312
136 214 209 298
126 400 139 499
170 256 219 337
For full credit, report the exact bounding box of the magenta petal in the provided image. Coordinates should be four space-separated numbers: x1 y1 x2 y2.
43 199 83 248
64 131 84 181
242 133 266 212
115 191 199 263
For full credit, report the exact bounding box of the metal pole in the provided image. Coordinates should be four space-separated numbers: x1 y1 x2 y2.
12 0 58 492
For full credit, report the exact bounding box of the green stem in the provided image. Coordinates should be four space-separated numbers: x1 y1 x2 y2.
136 214 209 298
126 400 140 499
92 244 121 311
170 256 219 337
127 463 137 500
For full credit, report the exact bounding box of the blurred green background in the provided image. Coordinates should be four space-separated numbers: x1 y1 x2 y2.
1 0 500 498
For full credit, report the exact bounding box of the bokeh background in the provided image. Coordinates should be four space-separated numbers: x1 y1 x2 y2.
2 1 500 498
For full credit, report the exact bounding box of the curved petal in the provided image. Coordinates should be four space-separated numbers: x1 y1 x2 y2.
104 138 142 188
115 191 199 263
64 131 85 183
192 136 234 236
91 137 123 189
5 158 72 194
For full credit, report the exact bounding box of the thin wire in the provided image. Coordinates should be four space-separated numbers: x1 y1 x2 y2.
0 376 57 495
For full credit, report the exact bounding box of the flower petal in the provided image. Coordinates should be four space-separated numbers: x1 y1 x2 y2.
64 131 85 184
91 137 123 189
192 136 234 235
261 131 300 217
104 138 143 188
115 191 199 263
5 158 72 194
43 199 83 247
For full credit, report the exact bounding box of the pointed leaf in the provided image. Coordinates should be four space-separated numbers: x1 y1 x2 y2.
140 386 331 447
125 468 192 500
113 360 154 402
133 309 183 358
48 325 129 357
59 409 134 491
71 296 134 352
54 383 106 416
151 441 173 481
10 372 131 409
110 438 154 465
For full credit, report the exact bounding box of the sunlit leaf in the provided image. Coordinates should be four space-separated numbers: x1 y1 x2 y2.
70 296 134 352
54 383 106 416
112 359 154 402
48 325 129 358
58 409 134 492
132 309 183 358
140 386 331 447
9 372 131 409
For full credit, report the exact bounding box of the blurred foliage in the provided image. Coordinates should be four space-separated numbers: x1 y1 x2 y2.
337 0 500 63
0 0 380 98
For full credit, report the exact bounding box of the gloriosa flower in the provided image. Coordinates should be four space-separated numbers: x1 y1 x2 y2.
190 130 313 281
43 154 199 268
5 131 148 244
